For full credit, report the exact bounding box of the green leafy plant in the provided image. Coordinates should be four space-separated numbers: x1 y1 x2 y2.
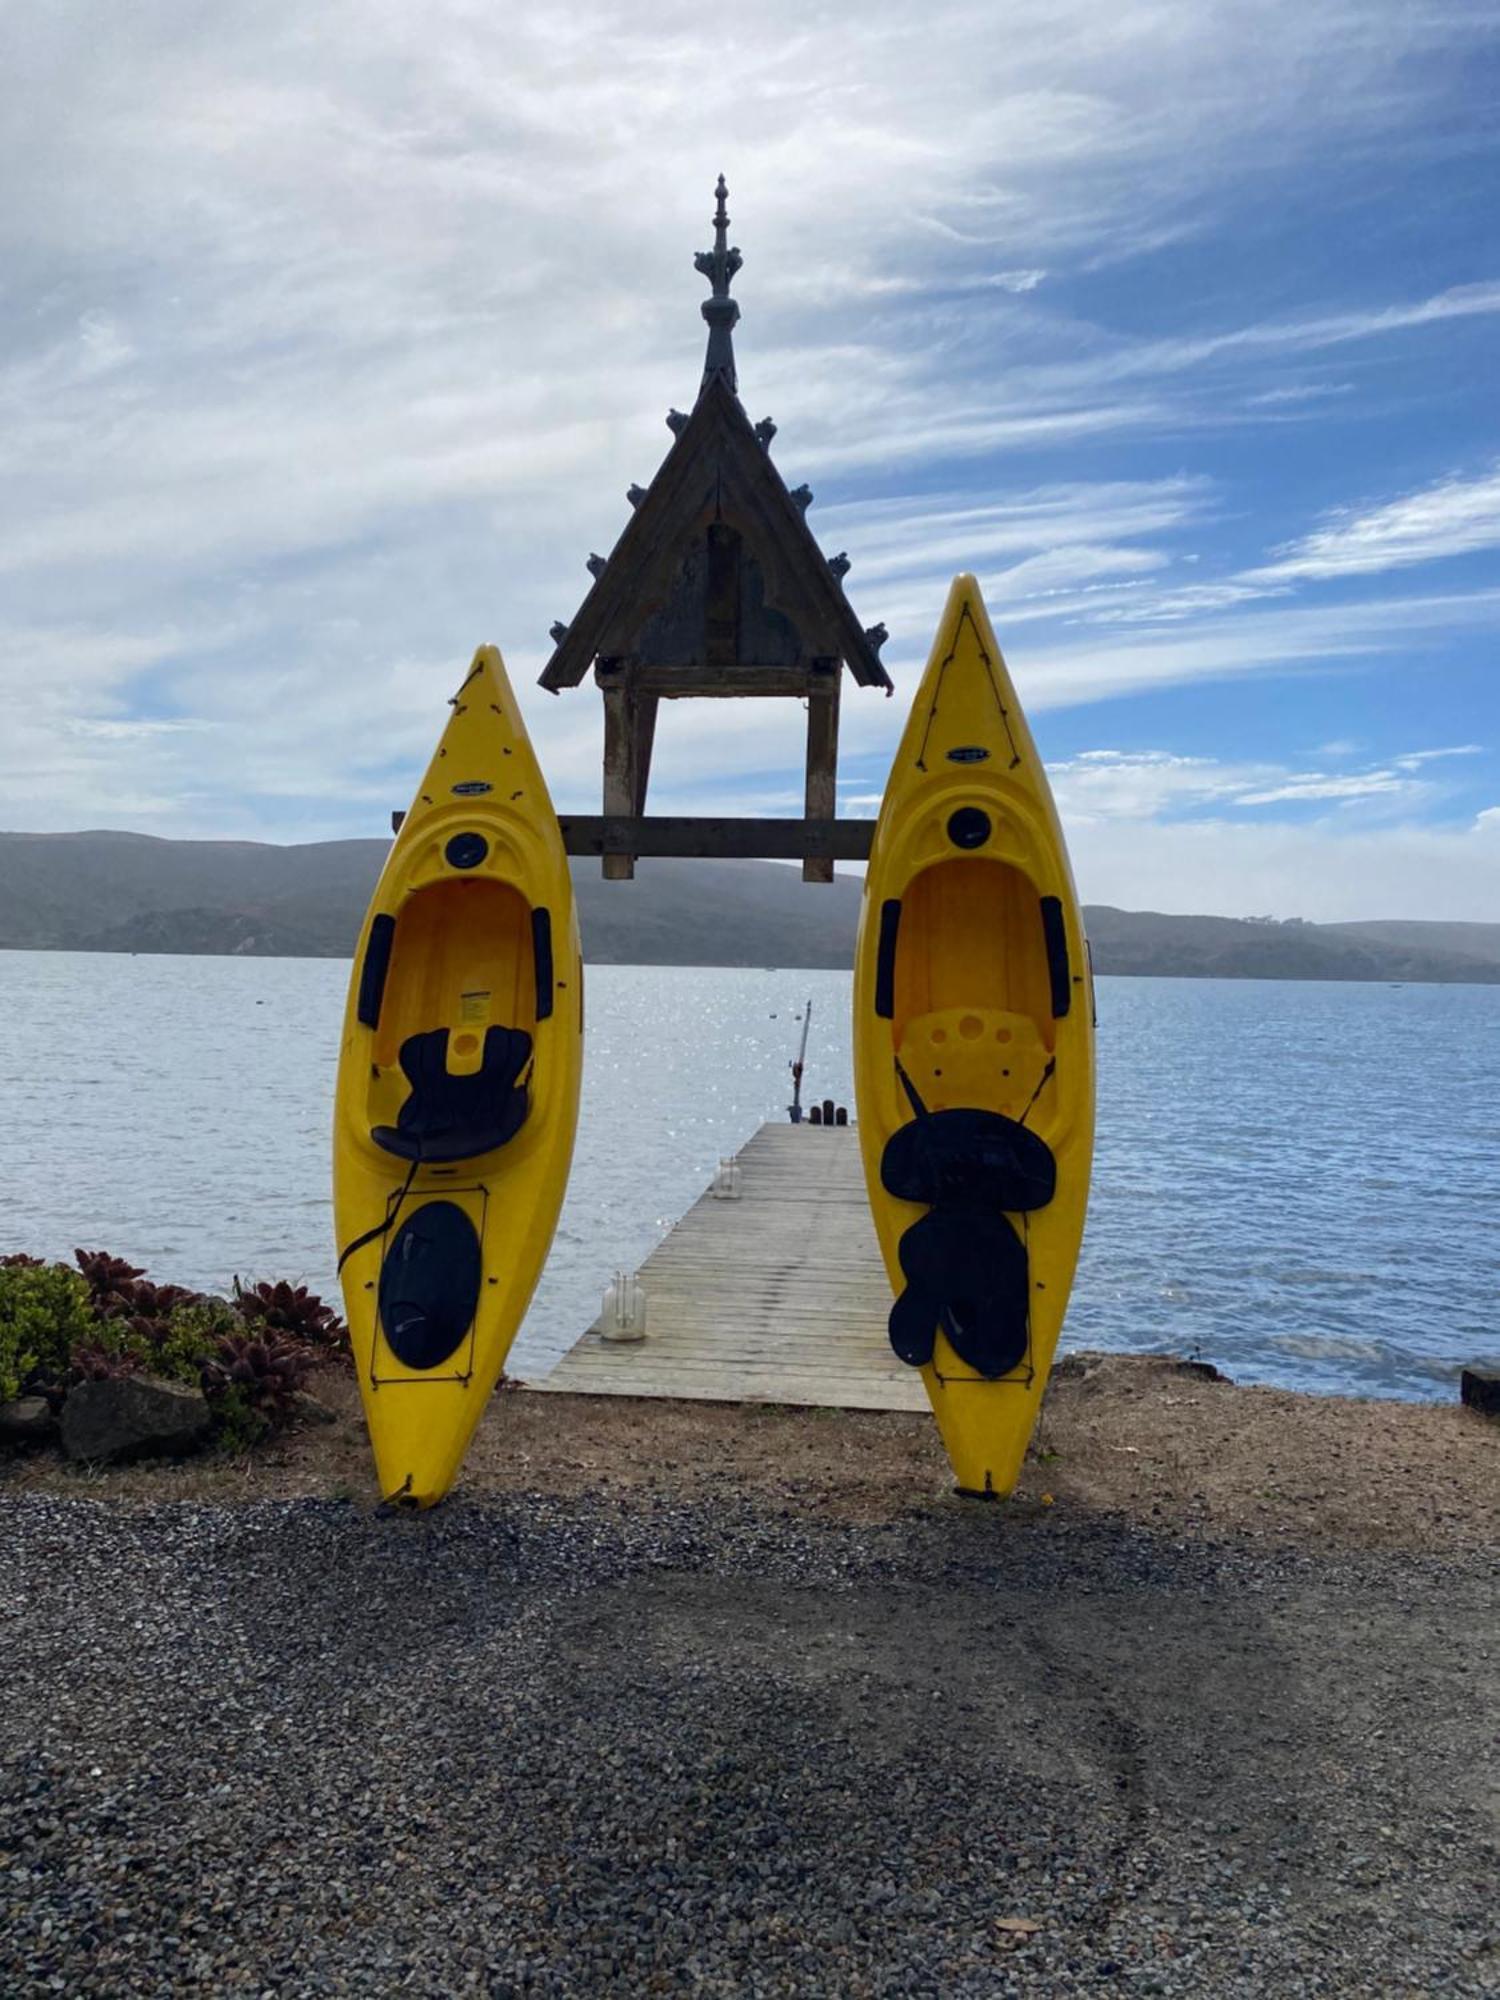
210 1383 269 1454
0 1262 94 1404
151 1298 243 1385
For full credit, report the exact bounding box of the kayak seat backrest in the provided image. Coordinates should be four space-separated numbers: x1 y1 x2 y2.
372 1026 532 1164
881 1107 1056 1213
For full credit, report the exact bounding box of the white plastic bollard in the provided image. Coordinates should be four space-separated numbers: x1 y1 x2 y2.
600 1270 648 1343
711 1155 743 1200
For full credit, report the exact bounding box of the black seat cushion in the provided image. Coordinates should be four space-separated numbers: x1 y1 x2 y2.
881 1107 1056 1213
372 1026 532 1164
889 1206 1031 1378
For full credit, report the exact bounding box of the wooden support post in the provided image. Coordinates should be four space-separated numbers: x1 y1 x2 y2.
802 663 841 883
632 695 659 817
601 678 639 880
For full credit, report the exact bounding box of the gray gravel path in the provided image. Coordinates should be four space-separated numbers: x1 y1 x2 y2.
1 1492 1495 1997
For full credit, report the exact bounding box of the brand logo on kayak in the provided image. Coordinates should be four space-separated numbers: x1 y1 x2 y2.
451 780 492 795
946 746 990 763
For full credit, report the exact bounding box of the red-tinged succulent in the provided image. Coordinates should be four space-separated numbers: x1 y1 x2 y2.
74 1249 191 1325
234 1279 349 1353
68 1342 141 1384
207 1330 312 1428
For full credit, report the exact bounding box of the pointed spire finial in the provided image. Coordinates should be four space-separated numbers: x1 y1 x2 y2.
694 173 742 398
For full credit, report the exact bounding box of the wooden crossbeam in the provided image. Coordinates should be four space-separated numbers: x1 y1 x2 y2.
559 816 874 863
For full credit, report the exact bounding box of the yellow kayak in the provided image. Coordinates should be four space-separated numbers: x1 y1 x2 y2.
332 646 582 1507
853 576 1095 1495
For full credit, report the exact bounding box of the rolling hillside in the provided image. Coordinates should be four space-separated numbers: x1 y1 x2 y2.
0 830 1496 982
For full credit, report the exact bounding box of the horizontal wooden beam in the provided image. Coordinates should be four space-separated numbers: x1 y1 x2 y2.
630 667 819 698
559 816 874 861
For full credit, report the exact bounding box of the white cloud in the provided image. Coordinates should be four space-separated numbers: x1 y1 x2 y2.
1253 463 1500 583
1233 772 1414 806
1247 382 1354 407
1390 743 1483 770
1066 807 1500 923
1000 586 1500 711
1046 747 1437 820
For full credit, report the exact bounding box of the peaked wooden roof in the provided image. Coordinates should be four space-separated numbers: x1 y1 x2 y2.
540 179 890 694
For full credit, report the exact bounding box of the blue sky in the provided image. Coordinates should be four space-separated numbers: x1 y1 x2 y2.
2 0 1497 919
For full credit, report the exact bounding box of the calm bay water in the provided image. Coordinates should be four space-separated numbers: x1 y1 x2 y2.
2 950 1496 1398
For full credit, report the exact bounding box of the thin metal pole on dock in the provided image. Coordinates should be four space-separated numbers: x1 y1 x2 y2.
788 999 812 1123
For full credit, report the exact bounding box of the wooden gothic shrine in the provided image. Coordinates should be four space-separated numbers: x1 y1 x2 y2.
541 177 891 882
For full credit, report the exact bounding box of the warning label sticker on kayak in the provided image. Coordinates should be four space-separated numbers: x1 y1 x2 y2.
460 990 491 1022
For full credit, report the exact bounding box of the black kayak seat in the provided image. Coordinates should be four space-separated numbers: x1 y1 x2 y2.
880 1106 1056 1213
372 1026 532 1164
881 1105 1057 1379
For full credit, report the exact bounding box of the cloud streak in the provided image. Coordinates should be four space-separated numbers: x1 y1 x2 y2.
1253 463 1500 582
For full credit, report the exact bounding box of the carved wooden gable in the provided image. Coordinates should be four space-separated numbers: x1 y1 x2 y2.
540 374 889 695
539 178 889 881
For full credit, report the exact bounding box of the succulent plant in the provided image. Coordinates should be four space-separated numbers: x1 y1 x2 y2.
74 1249 191 1326
234 1279 349 1354
206 1329 312 1430
4 1249 349 1450
67 1341 142 1385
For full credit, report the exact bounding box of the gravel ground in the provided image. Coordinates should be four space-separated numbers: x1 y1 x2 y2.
2 1487 1495 1997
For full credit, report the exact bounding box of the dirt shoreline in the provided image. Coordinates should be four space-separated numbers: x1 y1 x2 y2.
6 1352 1494 1553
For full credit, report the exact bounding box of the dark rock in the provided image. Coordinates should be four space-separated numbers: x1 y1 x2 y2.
1170 1358 1231 1384
1459 1368 1500 1418
0 1396 55 1445
1052 1351 1233 1387
291 1390 338 1427
59 1376 211 1463
1053 1354 1097 1381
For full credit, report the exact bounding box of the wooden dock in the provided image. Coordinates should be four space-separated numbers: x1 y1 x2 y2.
536 1123 925 1411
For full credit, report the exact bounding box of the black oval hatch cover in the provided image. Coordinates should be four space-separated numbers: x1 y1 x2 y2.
378 1200 482 1371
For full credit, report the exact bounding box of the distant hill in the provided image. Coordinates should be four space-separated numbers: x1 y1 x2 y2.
0 830 863 969
1081 905 1500 984
1324 918 1500 969
0 830 1496 983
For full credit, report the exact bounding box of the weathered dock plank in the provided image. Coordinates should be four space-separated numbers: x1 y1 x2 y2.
535 1124 925 1410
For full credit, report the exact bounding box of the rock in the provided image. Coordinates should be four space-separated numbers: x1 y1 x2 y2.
290 1390 338 1427
0 1396 55 1445
1459 1368 1500 1418
1170 1358 1231 1384
1052 1351 1232 1387
1052 1354 1095 1381
60 1376 211 1463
